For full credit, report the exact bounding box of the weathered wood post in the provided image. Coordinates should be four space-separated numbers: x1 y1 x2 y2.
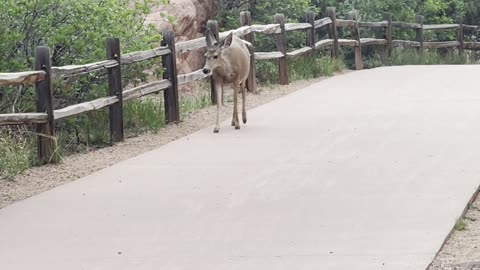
206 20 222 103
348 10 363 70
35 46 58 164
384 12 393 57
456 16 464 55
416 15 424 53
240 11 257 93
305 11 316 52
274 13 288 85
161 30 180 123
105 38 124 143
305 10 317 76
326 7 339 58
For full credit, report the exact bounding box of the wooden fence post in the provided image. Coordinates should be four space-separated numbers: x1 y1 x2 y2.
384 12 393 57
206 20 222 104
35 46 58 164
326 7 339 58
305 11 316 51
457 16 464 55
274 13 288 85
305 10 317 76
416 15 424 53
240 11 257 93
348 10 363 70
161 30 180 123
105 38 124 143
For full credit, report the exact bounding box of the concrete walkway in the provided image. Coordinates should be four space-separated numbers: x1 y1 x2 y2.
1 66 480 270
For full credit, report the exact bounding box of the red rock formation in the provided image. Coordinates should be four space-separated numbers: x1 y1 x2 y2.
145 0 217 75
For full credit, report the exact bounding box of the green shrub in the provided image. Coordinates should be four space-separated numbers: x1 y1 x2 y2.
256 60 278 85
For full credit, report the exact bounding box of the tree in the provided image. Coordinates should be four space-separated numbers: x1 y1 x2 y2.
464 0 480 25
0 0 168 113
0 0 166 70
215 0 317 29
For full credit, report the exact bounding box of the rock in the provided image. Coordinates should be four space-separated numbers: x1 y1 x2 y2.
145 0 217 78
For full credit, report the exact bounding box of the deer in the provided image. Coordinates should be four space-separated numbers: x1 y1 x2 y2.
202 30 251 133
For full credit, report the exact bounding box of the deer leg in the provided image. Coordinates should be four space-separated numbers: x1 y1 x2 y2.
241 81 247 124
221 85 225 106
214 81 222 133
231 84 235 126
232 83 240 130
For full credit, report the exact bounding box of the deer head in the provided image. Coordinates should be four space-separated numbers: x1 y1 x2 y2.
202 30 234 75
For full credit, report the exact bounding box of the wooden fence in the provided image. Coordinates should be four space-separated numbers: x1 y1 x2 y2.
1 8 479 164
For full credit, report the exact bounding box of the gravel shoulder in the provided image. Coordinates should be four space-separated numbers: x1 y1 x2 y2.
429 191 480 270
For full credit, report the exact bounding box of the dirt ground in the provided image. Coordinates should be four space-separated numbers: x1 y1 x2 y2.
1 70 479 269
429 191 480 270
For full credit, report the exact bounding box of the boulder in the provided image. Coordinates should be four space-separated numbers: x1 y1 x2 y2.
145 0 217 76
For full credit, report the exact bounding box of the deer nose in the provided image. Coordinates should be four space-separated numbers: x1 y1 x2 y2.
203 68 210 74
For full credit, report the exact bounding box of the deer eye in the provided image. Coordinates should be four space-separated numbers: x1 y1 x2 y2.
213 55 218 59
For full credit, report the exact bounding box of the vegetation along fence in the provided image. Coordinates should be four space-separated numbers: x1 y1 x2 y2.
1 8 479 165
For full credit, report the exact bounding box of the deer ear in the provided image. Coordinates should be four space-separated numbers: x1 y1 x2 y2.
221 33 234 49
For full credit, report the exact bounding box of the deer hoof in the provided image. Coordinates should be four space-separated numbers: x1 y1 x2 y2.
235 125 240 130
243 119 247 124
213 128 220 133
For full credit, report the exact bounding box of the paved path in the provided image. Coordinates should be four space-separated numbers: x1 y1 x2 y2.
1 66 480 270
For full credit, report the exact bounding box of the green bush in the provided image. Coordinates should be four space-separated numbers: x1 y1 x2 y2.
0 0 166 115
255 60 279 85
0 0 169 175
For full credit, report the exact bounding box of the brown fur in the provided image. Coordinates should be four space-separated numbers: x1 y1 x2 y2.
203 32 251 133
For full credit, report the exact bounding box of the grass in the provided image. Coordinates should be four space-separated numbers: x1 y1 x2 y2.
256 52 345 85
363 48 468 69
124 98 166 136
454 218 467 231
387 49 468 66
179 93 211 121
56 110 110 155
288 56 345 81
0 128 36 180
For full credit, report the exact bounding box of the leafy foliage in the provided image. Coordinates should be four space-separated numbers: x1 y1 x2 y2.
215 0 318 30
0 0 170 176
0 0 165 71
0 0 167 112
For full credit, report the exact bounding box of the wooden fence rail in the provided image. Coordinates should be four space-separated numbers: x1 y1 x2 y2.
1 7 479 164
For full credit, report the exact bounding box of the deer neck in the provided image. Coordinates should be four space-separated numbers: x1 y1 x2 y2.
214 58 235 82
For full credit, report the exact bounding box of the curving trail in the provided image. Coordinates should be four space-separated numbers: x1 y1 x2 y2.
1 65 480 270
